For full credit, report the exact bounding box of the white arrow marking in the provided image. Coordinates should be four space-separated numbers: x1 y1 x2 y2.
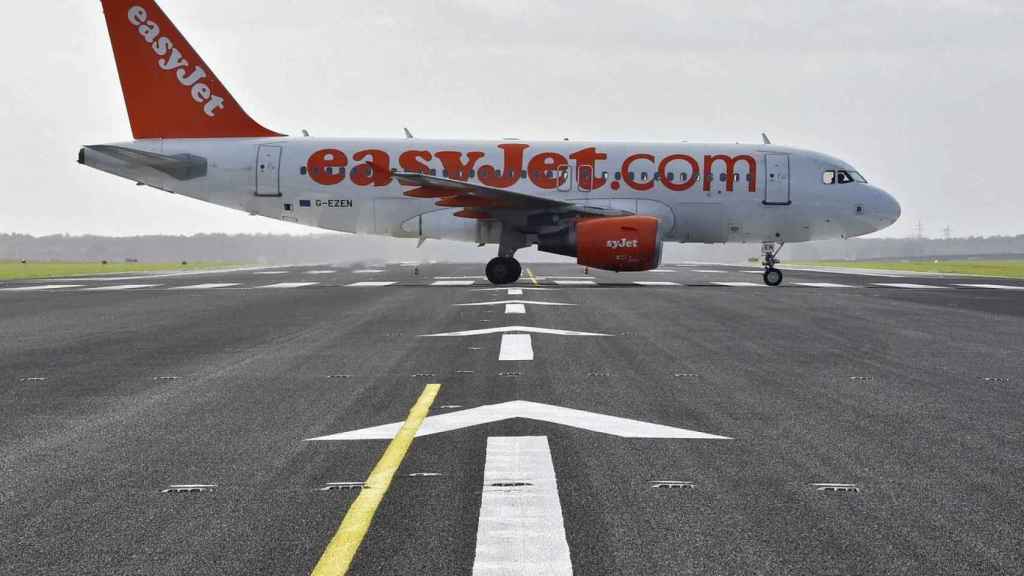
307 400 731 440
499 334 533 360
954 283 1024 290
421 326 608 337
457 300 574 307
872 283 947 289
82 284 161 291
473 437 572 576
0 284 86 292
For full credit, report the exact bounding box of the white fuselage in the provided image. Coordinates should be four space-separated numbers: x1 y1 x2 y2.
82 137 901 247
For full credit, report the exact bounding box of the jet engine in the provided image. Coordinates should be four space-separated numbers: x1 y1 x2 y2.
538 216 663 272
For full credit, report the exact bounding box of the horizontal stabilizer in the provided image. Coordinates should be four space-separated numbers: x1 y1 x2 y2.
81 144 207 180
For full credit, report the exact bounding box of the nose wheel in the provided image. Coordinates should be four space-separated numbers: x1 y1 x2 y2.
761 241 785 286
486 257 522 285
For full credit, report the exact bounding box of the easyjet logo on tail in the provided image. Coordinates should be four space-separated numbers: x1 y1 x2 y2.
127 6 224 118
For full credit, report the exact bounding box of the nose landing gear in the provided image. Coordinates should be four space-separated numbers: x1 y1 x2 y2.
761 241 785 286
485 257 522 285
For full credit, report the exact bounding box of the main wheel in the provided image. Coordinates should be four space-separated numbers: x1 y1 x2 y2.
486 257 522 285
763 267 783 286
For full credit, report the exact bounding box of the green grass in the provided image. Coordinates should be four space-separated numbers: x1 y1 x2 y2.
0 261 245 280
791 259 1024 279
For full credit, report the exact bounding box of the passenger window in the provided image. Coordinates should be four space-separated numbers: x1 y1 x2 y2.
469 169 476 178
628 172 635 180
822 170 836 185
719 173 726 182
614 172 621 180
667 172 674 181
443 170 449 178
680 172 688 181
430 169 437 176
300 166 307 175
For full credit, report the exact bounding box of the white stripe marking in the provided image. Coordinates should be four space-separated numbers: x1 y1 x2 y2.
259 282 319 289
435 276 487 280
554 280 596 286
353 269 386 274
505 303 526 315
346 281 396 287
793 282 856 288
432 280 475 286
954 283 1024 291
507 288 523 296
253 271 289 275
82 284 161 291
305 270 336 275
872 283 948 289
634 281 679 286
691 269 728 273
498 334 534 361
473 436 572 576
0 284 85 292
712 282 763 287
171 283 240 290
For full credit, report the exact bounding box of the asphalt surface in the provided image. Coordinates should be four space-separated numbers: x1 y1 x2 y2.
1 262 1022 575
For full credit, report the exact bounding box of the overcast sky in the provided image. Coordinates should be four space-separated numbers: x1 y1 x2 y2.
1 0 1021 238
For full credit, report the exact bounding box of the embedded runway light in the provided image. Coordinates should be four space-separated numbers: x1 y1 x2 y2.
160 484 216 494
811 483 861 493
649 481 696 489
319 482 366 492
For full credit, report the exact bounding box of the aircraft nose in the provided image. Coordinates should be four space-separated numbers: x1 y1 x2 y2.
884 189 901 225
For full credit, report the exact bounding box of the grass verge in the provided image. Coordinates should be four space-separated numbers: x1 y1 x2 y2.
790 259 1024 279
0 261 246 280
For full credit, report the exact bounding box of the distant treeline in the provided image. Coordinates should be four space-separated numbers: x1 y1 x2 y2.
1 233 1022 264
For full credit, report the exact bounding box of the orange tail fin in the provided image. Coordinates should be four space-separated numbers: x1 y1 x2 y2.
100 0 282 139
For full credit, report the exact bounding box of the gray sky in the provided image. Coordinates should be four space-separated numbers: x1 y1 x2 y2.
2 0 1021 238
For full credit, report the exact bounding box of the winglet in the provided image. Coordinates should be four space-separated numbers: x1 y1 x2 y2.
99 0 282 139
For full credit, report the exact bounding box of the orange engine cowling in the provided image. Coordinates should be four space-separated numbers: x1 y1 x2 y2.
538 216 663 272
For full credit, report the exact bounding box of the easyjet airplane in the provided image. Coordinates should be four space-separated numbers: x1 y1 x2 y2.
81 0 901 286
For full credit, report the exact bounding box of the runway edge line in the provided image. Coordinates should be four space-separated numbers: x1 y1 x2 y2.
309 383 441 576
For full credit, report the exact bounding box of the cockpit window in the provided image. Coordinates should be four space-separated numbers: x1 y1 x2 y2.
826 169 868 185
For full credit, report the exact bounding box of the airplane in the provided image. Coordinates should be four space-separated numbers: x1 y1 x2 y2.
80 0 901 286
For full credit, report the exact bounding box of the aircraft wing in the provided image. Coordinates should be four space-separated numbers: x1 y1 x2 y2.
393 172 632 218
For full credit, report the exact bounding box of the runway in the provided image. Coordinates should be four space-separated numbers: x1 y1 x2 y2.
1 262 1022 575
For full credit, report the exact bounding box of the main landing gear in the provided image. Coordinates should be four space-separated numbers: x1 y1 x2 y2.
486 256 522 285
761 241 785 286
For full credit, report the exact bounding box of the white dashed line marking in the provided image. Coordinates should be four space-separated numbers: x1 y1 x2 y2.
712 282 763 287
253 271 289 275
792 282 856 288
353 269 385 274
634 281 679 286
0 284 86 291
554 280 596 286
691 269 728 273
171 283 240 290
432 280 475 286
305 270 336 275
505 303 526 315
259 282 319 289
954 283 1024 290
872 283 948 289
346 281 397 287
473 436 573 576
81 284 161 291
457 300 574 307
498 334 534 361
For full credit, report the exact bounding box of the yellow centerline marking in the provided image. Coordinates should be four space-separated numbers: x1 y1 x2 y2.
526 268 539 286
310 383 441 576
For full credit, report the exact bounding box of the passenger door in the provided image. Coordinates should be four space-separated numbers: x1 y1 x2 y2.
764 154 790 205
255 145 282 197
